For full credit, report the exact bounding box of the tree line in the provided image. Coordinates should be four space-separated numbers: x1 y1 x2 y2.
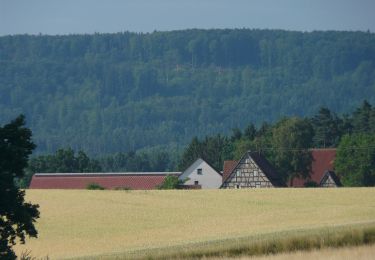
19 100 375 187
1 29 375 155
179 100 375 186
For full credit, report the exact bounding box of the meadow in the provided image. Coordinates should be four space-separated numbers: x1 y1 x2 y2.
15 188 375 259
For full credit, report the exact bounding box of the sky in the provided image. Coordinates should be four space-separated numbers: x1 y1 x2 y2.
1 0 375 36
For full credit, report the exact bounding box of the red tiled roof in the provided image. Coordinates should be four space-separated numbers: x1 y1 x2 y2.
290 149 336 187
222 160 238 183
29 173 180 190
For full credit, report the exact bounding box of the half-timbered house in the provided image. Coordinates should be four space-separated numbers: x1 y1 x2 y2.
290 148 336 187
319 170 342 187
221 151 286 188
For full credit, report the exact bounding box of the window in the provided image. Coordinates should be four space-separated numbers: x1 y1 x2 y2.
254 170 258 177
197 168 202 175
256 182 261 188
194 181 199 185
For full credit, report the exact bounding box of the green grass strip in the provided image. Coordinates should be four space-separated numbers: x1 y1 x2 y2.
74 222 375 260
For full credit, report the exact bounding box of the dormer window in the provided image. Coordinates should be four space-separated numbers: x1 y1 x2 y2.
197 168 202 175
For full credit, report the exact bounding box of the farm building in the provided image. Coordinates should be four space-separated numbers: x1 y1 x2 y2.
179 158 222 189
290 148 338 187
221 151 286 188
29 172 180 190
320 170 342 187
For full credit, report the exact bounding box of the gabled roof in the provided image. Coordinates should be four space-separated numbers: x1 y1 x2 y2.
320 170 342 187
222 151 286 187
222 160 238 183
291 148 336 187
180 158 222 178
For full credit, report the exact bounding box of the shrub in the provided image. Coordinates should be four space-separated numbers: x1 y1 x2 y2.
304 181 318 187
86 183 105 190
114 186 132 191
158 176 181 189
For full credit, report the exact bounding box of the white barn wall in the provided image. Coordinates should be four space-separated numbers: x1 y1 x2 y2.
179 158 222 189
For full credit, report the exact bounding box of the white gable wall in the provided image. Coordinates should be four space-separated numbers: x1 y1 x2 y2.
179 158 222 189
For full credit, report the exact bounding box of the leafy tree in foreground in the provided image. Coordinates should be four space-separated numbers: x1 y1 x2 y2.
335 134 375 186
0 115 39 259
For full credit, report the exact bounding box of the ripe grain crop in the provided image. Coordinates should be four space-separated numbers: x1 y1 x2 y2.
15 188 375 259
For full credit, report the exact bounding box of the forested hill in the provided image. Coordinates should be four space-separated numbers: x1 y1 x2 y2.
1 29 375 155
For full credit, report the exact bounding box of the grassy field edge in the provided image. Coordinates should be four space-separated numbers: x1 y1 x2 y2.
74 221 375 260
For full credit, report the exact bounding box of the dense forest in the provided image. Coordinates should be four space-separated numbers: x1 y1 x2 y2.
1 29 375 156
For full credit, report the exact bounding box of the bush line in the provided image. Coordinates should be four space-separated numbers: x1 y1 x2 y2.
76 223 375 260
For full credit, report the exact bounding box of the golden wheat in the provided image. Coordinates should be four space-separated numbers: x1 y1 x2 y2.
15 188 375 259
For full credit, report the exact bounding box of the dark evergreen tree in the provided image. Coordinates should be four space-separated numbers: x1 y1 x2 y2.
311 107 341 148
178 137 202 171
178 135 230 171
230 128 242 142
352 100 372 133
369 107 375 132
244 123 257 141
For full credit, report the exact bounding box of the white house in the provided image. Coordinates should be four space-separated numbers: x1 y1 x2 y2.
179 158 222 189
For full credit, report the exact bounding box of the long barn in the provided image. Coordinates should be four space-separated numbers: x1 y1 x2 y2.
29 172 180 190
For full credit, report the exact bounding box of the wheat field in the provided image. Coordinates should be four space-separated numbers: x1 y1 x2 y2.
15 188 375 259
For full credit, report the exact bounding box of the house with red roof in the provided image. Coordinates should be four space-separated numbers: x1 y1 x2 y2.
222 148 341 188
29 172 180 190
290 148 339 187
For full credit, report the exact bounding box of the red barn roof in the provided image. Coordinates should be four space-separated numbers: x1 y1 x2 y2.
29 172 180 190
222 160 238 183
290 148 336 187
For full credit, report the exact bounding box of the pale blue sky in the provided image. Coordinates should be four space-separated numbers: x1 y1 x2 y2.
1 0 374 35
